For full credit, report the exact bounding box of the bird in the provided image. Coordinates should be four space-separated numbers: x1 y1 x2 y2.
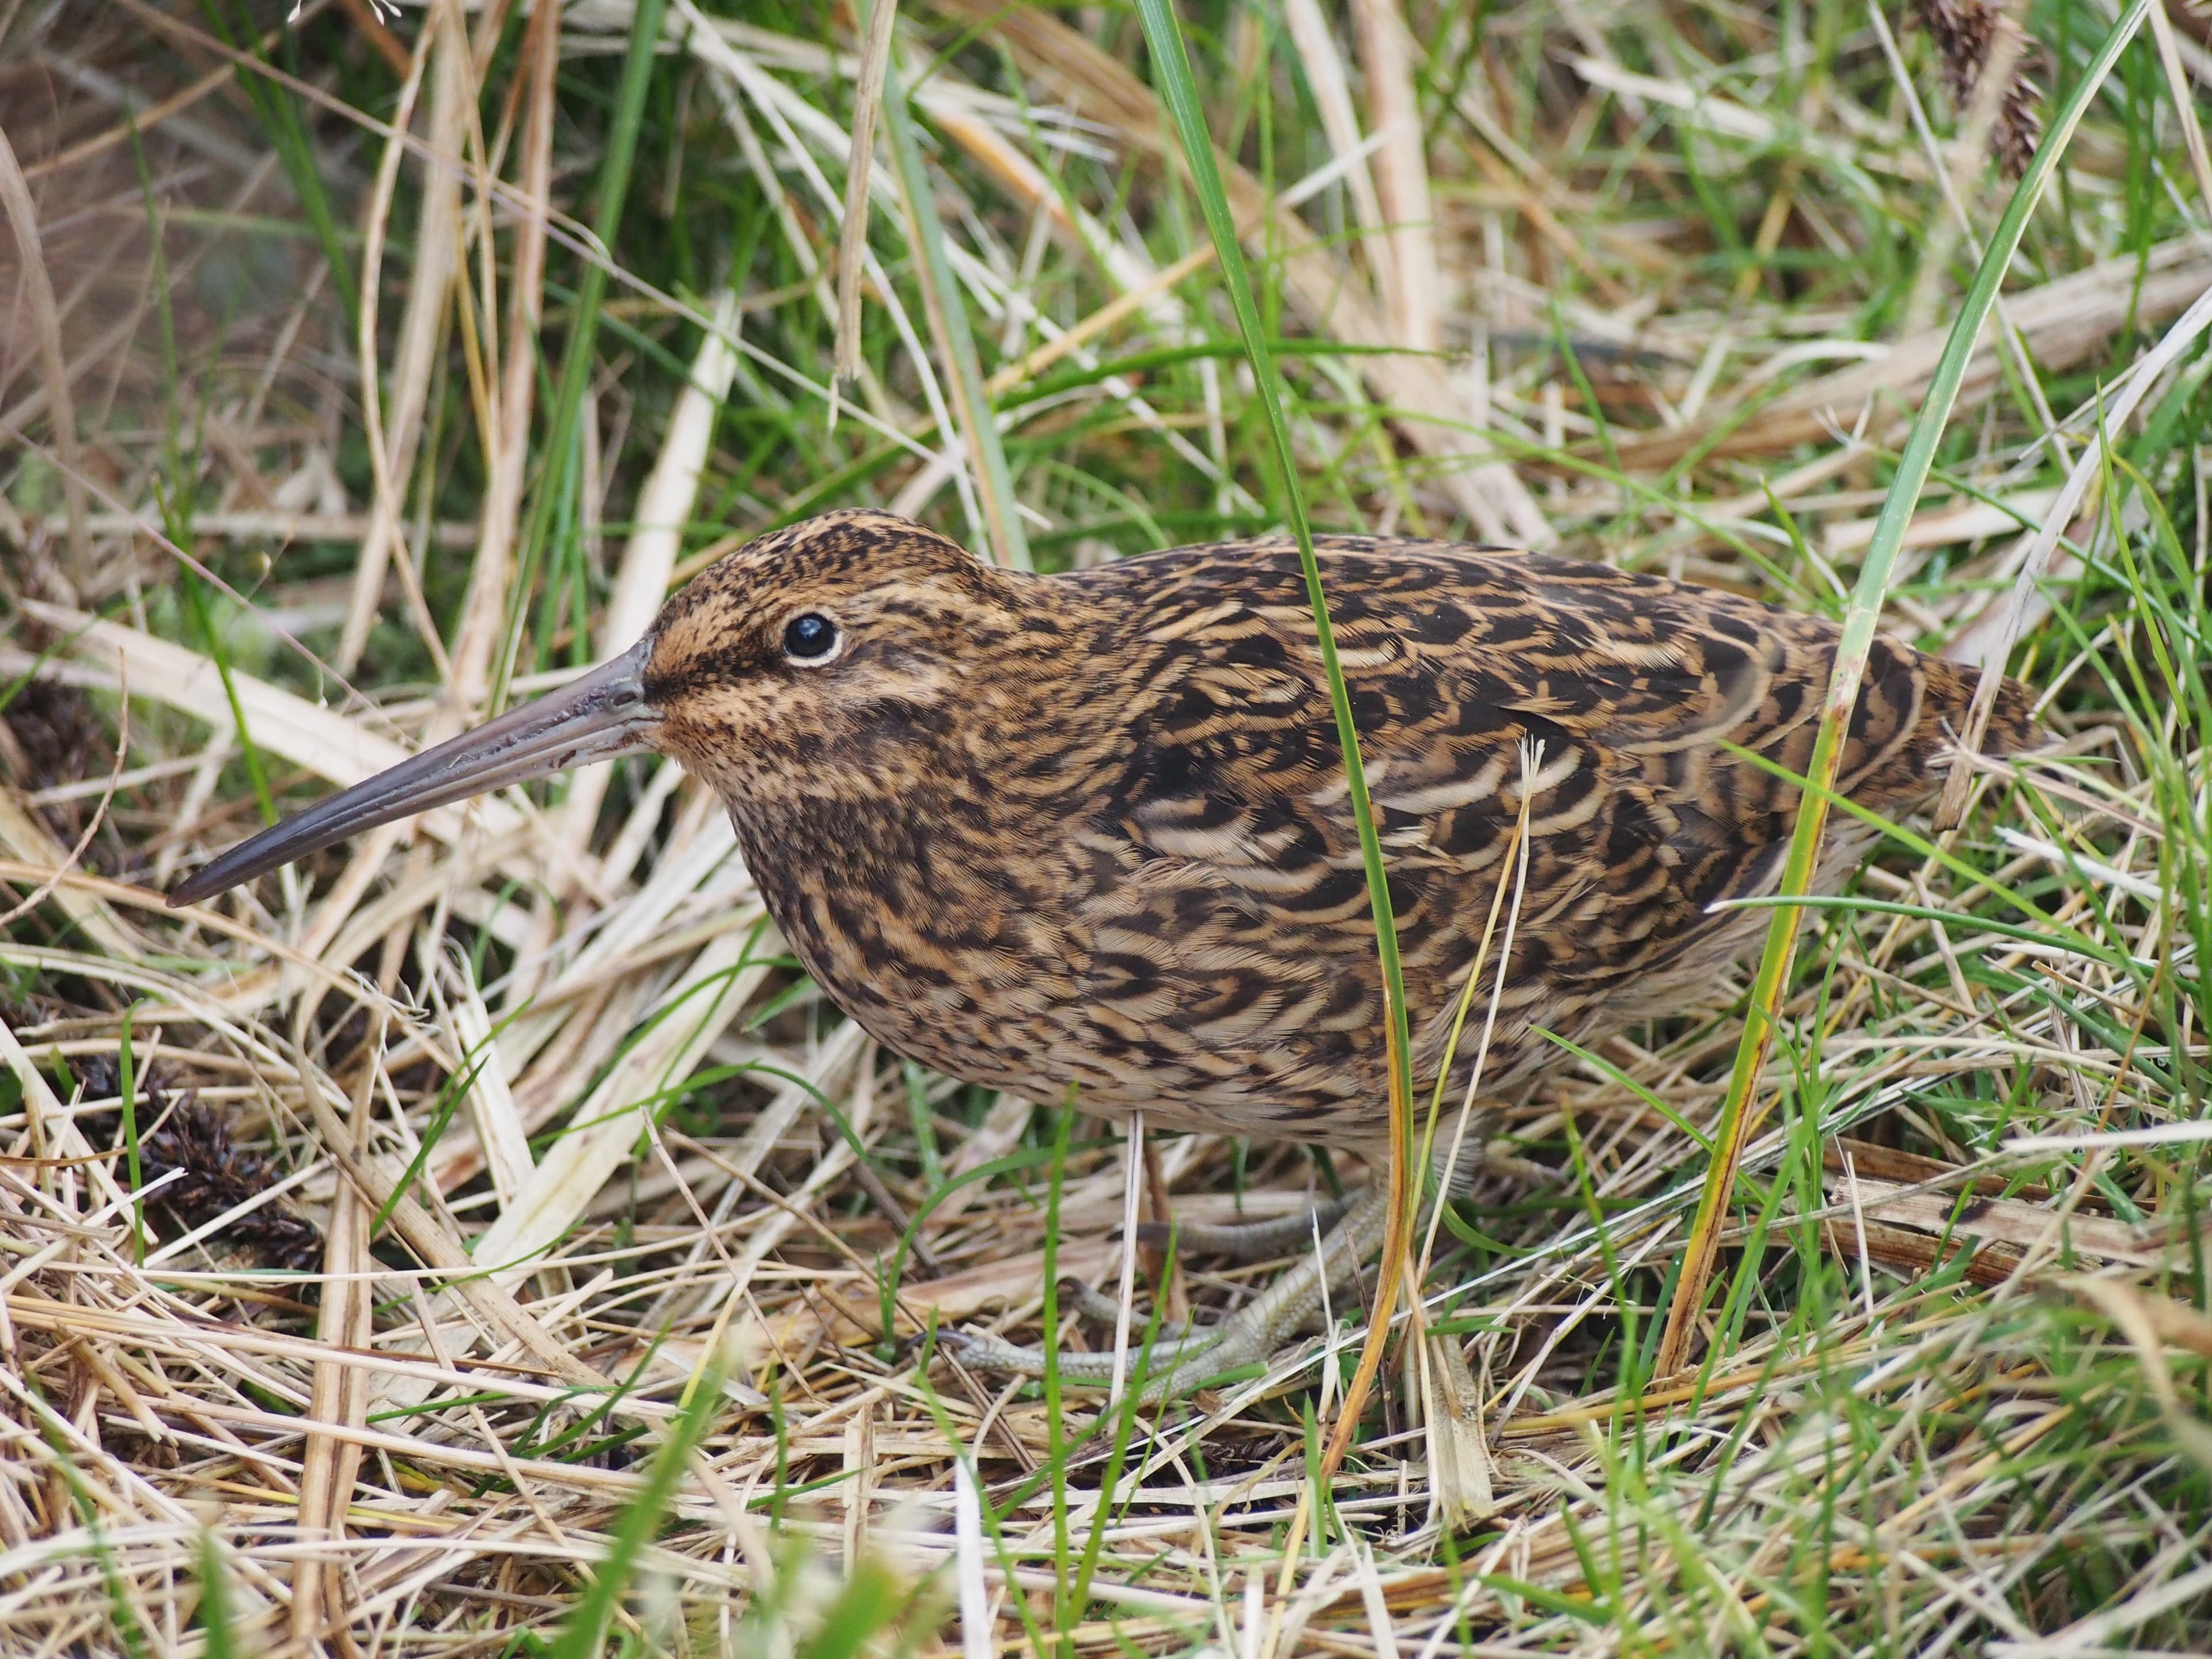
172 508 2043 1387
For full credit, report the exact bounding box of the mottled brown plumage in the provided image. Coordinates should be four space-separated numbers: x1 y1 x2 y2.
178 508 2041 1157
646 510 2039 1149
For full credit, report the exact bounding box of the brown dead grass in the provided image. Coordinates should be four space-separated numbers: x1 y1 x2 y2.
2 0 2211 1653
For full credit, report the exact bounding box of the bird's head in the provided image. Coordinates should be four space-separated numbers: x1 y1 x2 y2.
167 510 1027 908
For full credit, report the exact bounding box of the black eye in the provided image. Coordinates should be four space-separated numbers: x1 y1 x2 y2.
782 613 840 662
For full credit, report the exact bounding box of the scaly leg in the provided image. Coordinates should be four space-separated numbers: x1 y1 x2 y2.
1134 1192 1352 1263
941 1183 1392 1399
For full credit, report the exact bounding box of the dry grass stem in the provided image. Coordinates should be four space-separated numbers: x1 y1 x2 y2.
3 1 2210 1650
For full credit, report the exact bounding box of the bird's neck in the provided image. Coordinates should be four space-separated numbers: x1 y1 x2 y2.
704 600 1139 1093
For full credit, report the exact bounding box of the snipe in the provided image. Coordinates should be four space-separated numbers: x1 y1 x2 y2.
173 509 2042 1388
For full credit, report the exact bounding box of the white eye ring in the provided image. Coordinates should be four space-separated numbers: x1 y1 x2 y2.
782 612 844 666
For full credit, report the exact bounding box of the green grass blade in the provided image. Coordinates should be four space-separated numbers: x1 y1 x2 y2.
491 0 669 712
179 565 278 830
195 1529 237 1659
1655 0 2157 1378
197 0 359 325
118 1000 145 1265
877 1 1032 572
1132 0 1413 1472
1041 1103 1071 1642
543 1343 726 1659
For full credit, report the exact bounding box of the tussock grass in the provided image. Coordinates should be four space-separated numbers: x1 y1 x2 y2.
2 0 2211 1651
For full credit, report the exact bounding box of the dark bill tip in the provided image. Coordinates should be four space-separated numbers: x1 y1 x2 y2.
168 638 661 908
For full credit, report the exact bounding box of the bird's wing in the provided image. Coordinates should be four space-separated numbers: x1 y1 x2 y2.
1064 537 2026 1116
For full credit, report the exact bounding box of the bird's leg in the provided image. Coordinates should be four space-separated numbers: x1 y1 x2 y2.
1435 1135 1552 1194
1133 1193 1353 1263
940 1183 1392 1399
1054 1275 1195 1340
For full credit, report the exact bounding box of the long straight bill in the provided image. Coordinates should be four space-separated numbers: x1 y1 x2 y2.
168 639 660 907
